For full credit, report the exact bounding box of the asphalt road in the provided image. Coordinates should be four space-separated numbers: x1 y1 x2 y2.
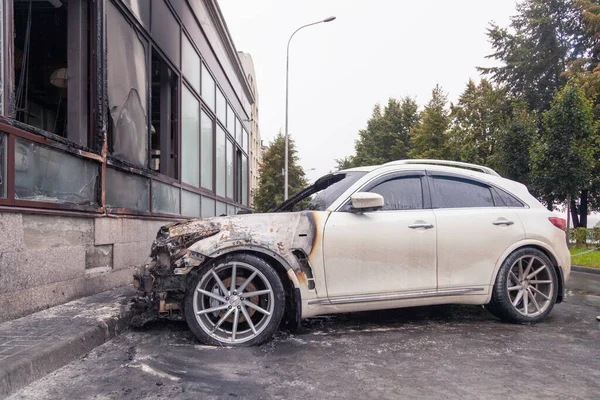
9 271 600 400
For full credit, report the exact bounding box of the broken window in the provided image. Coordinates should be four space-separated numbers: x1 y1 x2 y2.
150 49 178 178
202 196 215 217
14 138 98 205
201 63 215 111
181 87 200 187
182 190 200 217
13 0 89 145
0 133 6 198
200 111 213 190
151 180 180 214
215 126 226 197
107 1 148 167
105 167 149 211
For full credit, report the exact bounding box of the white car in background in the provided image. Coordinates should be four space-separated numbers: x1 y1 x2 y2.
132 160 570 346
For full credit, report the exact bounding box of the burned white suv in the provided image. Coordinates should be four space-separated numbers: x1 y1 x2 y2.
132 160 571 346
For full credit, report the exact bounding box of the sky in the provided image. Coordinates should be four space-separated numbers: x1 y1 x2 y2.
219 0 518 183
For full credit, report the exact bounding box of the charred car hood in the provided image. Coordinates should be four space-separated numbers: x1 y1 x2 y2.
155 211 321 263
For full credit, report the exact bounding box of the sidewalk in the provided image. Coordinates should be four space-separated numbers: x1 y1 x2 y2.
0 285 134 399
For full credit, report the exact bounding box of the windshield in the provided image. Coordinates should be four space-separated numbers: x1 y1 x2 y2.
272 171 367 212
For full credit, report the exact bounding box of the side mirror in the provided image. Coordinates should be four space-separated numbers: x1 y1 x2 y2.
350 192 384 212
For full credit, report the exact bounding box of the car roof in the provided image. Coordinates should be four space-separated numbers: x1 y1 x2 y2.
337 160 538 208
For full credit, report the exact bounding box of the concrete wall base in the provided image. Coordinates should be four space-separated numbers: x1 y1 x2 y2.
0 212 167 322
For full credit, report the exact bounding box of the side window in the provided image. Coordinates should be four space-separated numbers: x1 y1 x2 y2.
432 176 494 208
368 177 423 211
492 187 525 208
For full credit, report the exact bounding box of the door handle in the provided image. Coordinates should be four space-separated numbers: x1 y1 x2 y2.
492 220 514 226
408 223 434 229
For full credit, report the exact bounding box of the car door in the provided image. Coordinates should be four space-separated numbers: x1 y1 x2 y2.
323 171 437 298
429 172 526 289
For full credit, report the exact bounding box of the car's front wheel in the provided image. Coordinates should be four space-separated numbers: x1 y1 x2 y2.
486 248 558 323
184 253 285 346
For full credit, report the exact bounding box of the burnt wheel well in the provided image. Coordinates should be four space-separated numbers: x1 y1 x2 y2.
508 245 564 303
208 250 300 329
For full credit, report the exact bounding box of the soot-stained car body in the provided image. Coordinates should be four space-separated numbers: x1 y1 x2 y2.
132 160 571 346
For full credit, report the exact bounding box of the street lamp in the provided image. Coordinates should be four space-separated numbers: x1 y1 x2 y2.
284 16 336 200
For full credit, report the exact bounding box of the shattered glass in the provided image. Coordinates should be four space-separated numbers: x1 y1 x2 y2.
107 1 148 168
14 138 99 205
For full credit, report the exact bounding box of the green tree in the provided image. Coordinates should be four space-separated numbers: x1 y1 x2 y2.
253 132 307 212
449 79 510 169
409 85 453 159
480 0 584 112
530 83 596 220
336 97 420 169
495 100 537 184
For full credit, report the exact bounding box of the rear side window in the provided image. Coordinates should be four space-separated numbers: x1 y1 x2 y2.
432 176 494 208
368 177 423 210
492 187 525 208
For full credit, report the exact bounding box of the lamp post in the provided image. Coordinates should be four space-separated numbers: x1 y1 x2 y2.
284 16 336 200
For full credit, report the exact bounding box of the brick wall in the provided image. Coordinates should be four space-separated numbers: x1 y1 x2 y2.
0 213 167 322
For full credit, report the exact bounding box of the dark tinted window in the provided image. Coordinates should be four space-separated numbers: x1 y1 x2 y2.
369 177 423 210
432 177 494 208
493 187 525 207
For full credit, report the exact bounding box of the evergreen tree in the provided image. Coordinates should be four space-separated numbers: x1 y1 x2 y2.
530 83 596 217
496 100 536 184
336 97 420 169
253 132 307 212
449 79 510 169
480 0 584 112
409 85 453 159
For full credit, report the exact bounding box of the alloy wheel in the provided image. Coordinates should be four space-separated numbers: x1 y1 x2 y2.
192 261 275 344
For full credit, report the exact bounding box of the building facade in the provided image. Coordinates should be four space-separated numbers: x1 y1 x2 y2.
0 0 253 321
237 52 262 207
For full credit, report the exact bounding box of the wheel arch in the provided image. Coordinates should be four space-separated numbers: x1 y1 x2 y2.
489 241 565 303
206 247 303 329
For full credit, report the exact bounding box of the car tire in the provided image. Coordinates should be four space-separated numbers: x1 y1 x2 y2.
184 253 285 346
486 248 558 323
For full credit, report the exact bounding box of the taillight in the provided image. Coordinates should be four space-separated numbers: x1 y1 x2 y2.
548 217 567 231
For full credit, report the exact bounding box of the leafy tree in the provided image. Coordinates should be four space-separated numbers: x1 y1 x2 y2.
253 132 307 212
409 85 453 159
495 100 537 184
480 0 584 112
530 83 596 219
336 97 420 169
449 79 510 169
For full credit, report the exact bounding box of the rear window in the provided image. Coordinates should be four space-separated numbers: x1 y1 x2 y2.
432 176 494 208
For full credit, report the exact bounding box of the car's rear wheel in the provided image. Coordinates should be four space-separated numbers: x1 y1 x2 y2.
184 254 285 346
486 248 558 323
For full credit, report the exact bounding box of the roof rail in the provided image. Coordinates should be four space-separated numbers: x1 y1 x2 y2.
384 159 501 177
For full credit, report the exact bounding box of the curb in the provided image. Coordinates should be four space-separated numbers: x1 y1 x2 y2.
572 265 600 275
0 286 134 399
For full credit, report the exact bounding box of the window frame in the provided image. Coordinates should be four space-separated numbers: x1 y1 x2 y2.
0 0 252 218
338 170 431 212
427 171 526 209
